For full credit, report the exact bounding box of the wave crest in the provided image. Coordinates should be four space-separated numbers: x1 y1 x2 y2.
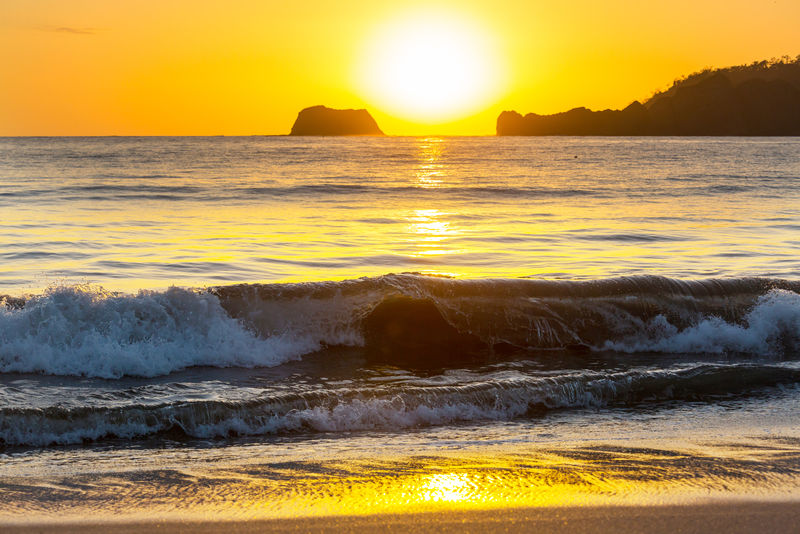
1 275 799 378
2 363 797 446
605 289 800 355
0 285 312 378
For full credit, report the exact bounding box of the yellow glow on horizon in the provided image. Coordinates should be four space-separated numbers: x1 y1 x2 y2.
356 9 507 124
2 1 800 135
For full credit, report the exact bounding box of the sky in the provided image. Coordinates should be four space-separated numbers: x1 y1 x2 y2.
2 0 799 136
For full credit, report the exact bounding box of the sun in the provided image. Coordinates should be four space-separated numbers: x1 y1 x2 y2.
357 10 505 124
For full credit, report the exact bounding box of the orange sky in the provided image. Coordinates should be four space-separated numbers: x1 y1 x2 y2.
2 0 799 136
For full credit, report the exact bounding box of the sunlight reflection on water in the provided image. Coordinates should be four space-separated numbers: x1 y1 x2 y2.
4 438 800 521
1 136 799 292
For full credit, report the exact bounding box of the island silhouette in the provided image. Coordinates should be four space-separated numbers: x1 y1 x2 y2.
290 105 384 136
498 57 800 135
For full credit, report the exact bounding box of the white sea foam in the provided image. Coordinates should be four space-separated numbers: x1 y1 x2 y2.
2 362 797 446
604 289 800 355
0 285 322 378
0 371 651 445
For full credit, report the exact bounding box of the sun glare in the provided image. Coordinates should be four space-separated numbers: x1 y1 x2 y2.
357 10 505 124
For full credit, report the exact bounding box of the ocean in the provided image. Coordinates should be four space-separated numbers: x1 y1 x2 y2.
1 136 800 522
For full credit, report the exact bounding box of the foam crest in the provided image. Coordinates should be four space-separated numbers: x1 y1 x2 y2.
0 285 316 378
3 363 797 446
3 276 799 378
604 289 800 355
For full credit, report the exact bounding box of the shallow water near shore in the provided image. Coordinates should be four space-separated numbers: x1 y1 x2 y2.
2 389 800 522
1 136 799 522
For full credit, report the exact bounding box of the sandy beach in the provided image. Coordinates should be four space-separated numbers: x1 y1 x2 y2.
5 502 800 534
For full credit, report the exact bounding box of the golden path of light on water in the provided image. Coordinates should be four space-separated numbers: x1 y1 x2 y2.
407 210 457 252
404 138 467 271
4 440 800 523
200 458 635 519
7 136 790 294
415 138 445 188
230 445 800 519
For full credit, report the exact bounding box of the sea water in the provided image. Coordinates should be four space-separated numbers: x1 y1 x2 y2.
1 136 799 522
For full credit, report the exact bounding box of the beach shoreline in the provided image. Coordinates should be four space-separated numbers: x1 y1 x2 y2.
5 501 800 533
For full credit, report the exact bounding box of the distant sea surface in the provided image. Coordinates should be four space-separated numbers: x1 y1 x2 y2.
2 136 800 289
1 136 800 522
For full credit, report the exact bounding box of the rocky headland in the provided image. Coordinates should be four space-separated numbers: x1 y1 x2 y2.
290 105 384 136
498 57 800 135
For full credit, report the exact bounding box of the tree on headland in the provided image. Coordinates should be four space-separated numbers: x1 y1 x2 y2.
498 56 800 136
647 55 800 106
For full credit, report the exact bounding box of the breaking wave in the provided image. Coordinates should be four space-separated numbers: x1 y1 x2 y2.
1 274 799 378
0 286 320 378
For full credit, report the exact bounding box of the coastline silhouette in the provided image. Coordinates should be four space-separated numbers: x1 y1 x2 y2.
498 57 800 135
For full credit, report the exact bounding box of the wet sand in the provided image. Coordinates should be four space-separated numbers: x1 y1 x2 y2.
6 502 800 534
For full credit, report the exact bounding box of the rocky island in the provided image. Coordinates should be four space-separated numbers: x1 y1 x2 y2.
289 105 384 136
498 57 800 135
